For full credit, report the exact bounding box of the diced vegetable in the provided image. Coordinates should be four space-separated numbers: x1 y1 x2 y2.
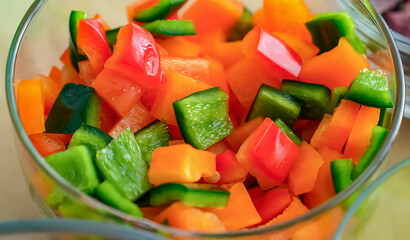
215 150 248 184
247 84 302 128
45 83 94 134
273 118 302 145
95 181 143 218
273 32 320 61
68 124 112 152
227 8 254 42
29 133 66 157
330 159 355 193
237 118 300 190
159 37 201 57
306 11 366 54
345 68 393 108
83 92 102 128
280 80 331 121
96 129 151 201
226 117 264 151
18 80 45 135
69 11 88 71
134 120 172 164
148 144 216 185
174 87 234 150
133 0 186 22
150 183 230 207
330 86 349 111
160 56 210 83
45 145 100 194
142 20 196 37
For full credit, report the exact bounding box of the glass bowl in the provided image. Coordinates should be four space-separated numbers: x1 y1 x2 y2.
334 158 410 240
5 0 406 239
0 218 166 239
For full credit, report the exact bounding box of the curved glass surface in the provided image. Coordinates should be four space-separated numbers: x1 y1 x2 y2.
5 0 406 239
334 158 410 240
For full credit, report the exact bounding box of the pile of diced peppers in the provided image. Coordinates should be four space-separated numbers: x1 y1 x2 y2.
17 0 394 235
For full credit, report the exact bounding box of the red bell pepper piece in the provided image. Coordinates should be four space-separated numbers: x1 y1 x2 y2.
99 100 119 134
215 149 248 184
104 23 166 89
237 118 300 190
92 68 145 117
77 19 111 79
242 25 302 79
29 133 66 157
248 186 293 225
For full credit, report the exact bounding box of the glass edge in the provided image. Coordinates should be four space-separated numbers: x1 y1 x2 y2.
333 158 410 240
4 0 406 238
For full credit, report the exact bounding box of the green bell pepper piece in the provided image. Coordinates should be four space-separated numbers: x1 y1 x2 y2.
352 126 388 180
280 80 331 121
174 87 234 150
134 120 172 165
45 83 94 134
142 20 196 38
247 84 302 128
150 183 230 208
133 0 186 22
95 181 143 218
331 159 355 193
345 68 393 108
330 86 349 111
105 27 120 52
306 11 366 54
84 92 103 128
68 124 112 152
273 118 302 145
69 10 88 71
227 8 254 42
96 129 151 201
45 145 100 194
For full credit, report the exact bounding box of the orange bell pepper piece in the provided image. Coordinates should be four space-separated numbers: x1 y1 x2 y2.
29 133 66 157
298 38 370 90
206 139 231 156
155 202 225 232
252 8 268 28
304 147 341 209
18 80 45 135
344 106 380 164
226 116 264 151
49 66 62 83
34 74 62 115
148 144 216 185
263 0 313 42
286 141 324 195
227 57 282 110
203 41 244 68
140 206 166 220
150 69 212 125
61 64 81 85
59 48 70 65
160 56 210 83
209 182 261 230
205 56 230 94
45 133 73 145
158 37 202 57
273 32 319 61
311 100 361 152
109 102 155 138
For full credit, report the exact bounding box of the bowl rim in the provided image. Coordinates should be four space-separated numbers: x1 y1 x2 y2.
5 0 406 238
333 157 410 240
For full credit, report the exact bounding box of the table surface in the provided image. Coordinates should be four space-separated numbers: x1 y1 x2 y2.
0 0 408 220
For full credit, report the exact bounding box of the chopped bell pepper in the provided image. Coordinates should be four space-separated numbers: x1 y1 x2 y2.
134 120 172 165
45 83 94 134
160 56 210 83
96 129 151 201
242 25 302 79
69 11 88 71
142 20 196 37
273 32 320 61
237 118 300 190
149 183 230 208
18 80 45 135
226 116 264 151
247 84 302 128
105 27 119 51
330 86 349 111
215 150 248 184
83 92 102 128
227 8 254 42
29 133 66 157
352 126 388 180
148 144 216 185
280 80 331 121
95 181 143 218
306 11 366 54
68 124 112 152
330 159 355 193
174 87 234 150
273 118 302 146
345 68 393 108
158 37 201 57
133 0 186 22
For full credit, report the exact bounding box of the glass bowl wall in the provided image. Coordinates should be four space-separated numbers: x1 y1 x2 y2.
6 0 405 239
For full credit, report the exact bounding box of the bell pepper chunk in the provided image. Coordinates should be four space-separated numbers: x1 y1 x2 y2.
345 68 393 108
68 124 112 152
174 87 234 150
160 56 210 83
273 32 319 61
331 159 355 193
158 37 201 57
273 118 302 146
215 150 248 184
96 129 151 201
310 99 360 152
133 0 186 22
77 19 112 79
149 183 230 208
18 80 45 135
142 20 196 37
126 0 159 23
286 141 323 195
104 23 166 89
242 25 302 79
248 186 293 225
202 40 244 69
68 11 88 71
209 182 261 230
227 8 254 42
29 133 66 157
92 68 145 117
298 38 369 90
226 116 264 151
33 74 62 116
330 86 349 111
148 144 216 185
237 118 300 190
